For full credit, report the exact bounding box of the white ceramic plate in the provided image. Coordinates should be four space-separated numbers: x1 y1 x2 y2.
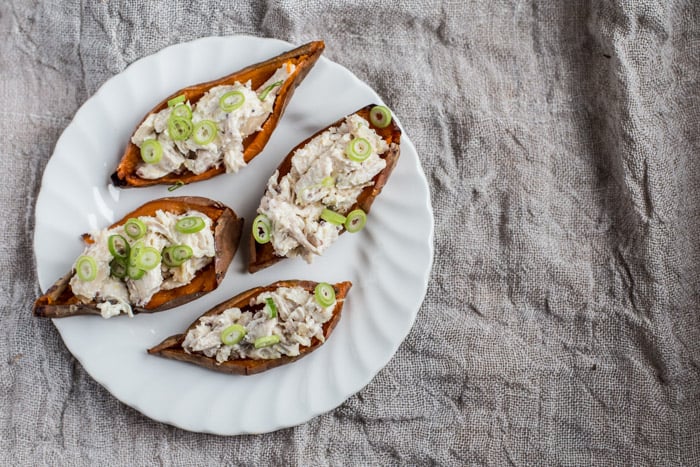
34 35 433 435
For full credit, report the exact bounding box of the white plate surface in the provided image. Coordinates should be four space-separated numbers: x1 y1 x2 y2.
34 35 433 435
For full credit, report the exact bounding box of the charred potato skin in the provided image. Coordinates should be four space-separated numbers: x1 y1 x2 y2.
248 104 401 273
147 280 352 375
111 41 325 188
33 196 243 318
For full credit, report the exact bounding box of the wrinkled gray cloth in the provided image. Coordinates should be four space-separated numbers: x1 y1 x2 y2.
2 0 699 465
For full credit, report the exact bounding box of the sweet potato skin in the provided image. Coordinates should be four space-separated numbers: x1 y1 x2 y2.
111 41 325 188
147 280 352 375
33 196 243 318
248 104 401 273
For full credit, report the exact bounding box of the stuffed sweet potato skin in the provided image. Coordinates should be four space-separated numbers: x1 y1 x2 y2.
33 196 243 318
147 280 352 375
248 104 401 273
111 40 325 188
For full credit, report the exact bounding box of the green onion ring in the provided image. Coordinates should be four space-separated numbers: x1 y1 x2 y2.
75 255 98 282
109 257 128 279
369 105 392 128
192 120 218 145
134 246 161 270
124 218 147 240
168 117 193 141
344 209 367 233
252 214 271 244
221 324 247 346
219 90 245 112
108 234 130 259
175 216 206 234
314 282 336 307
140 139 163 164
345 137 372 162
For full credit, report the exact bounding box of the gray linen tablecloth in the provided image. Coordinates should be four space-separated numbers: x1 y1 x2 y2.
3 1 700 465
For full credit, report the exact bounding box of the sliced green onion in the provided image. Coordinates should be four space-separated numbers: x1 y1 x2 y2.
192 120 218 145
321 176 335 188
128 241 143 266
221 324 247 346
219 90 245 112
344 209 367 233
258 80 283 101
167 94 186 107
75 255 97 282
170 103 192 120
108 234 130 259
162 245 193 267
369 105 392 128
168 117 193 141
175 216 206 234
254 335 280 349
127 264 145 280
320 208 346 226
124 218 147 239
140 139 162 164
345 137 372 162
134 246 161 270
314 282 336 307
252 214 271 244
265 297 278 319
109 257 128 279
168 181 185 192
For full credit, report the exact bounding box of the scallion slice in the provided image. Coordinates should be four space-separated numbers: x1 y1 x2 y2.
162 245 193 267
140 139 163 164
345 137 372 162
252 214 271 244
168 117 193 141
314 282 336 307
170 103 192 120
108 234 130 259
221 324 247 346
167 94 186 107
128 241 143 266
344 209 367 233
254 335 280 349
258 80 283 101
175 216 206 234
75 255 97 282
192 120 218 145
369 105 392 128
265 297 278 319
127 264 145 280
321 176 335 188
109 257 128 279
124 218 147 239
219 90 245 112
320 208 346 226
134 246 161 270
168 181 185 192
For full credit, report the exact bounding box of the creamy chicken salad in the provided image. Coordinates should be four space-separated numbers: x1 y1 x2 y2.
182 285 336 361
132 63 296 179
69 210 215 318
255 113 389 262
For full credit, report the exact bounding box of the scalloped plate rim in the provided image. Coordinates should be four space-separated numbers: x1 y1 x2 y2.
33 34 434 435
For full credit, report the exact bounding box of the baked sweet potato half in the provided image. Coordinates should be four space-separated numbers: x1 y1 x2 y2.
148 280 352 375
249 104 401 273
111 40 325 188
34 196 243 318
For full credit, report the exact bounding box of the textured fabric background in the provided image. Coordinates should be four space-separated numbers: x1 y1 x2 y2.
2 0 699 465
